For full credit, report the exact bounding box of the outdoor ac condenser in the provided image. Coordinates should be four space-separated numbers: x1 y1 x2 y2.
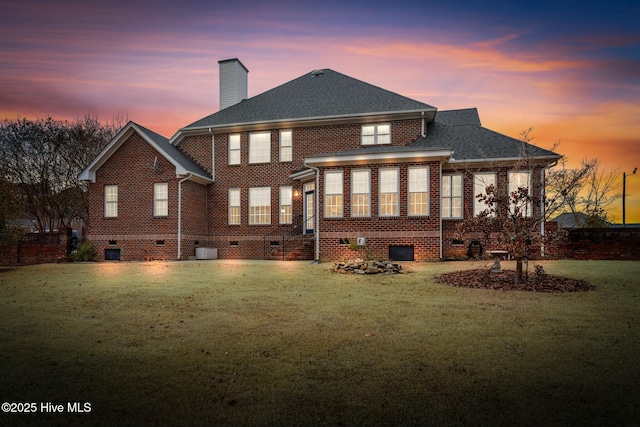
195 247 218 260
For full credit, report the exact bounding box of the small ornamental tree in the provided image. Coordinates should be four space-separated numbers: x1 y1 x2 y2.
456 129 595 284
457 183 553 283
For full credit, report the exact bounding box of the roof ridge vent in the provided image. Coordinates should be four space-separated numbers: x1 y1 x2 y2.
311 69 324 77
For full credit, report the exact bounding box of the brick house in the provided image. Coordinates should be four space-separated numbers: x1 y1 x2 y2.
80 58 561 262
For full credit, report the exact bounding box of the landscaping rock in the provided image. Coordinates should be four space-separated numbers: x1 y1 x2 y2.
331 258 407 275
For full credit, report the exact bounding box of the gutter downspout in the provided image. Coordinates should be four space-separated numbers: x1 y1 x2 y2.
209 128 215 181
421 111 426 137
439 160 444 260
177 173 193 259
305 161 321 263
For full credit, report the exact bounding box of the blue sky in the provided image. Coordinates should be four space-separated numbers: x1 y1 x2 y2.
1 0 639 220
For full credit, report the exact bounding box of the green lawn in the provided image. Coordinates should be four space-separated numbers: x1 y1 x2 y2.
1 260 639 427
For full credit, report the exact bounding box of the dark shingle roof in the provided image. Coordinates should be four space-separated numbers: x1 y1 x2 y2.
409 109 560 162
135 123 211 179
184 69 436 130
434 108 481 126
305 108 559 163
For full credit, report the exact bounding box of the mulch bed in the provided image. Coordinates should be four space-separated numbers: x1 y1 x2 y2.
434 268 594 293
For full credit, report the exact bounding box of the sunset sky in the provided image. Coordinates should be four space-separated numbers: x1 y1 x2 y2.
2 0 639 222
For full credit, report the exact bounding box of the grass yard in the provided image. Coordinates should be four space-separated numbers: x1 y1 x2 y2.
1 259 639 426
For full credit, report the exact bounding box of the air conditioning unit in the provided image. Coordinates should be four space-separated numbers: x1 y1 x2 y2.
356 237 366 246
195 247 218 260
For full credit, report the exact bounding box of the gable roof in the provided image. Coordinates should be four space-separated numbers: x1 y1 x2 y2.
179 69 436 133
79 121 212 184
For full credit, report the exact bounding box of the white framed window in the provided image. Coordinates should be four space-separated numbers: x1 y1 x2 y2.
379 168 399 217
249 131 271 164
408 167 429 216
279 186 292 224
361 124 391 145
249 187 271 225
104 185 118 218
228 188 240 225
324 171 343 218
441 175 463 219
153 183 168 217
509 171 532 217
228 134 240 165
473 173 497 216
279 130 292 162
351 169 371 217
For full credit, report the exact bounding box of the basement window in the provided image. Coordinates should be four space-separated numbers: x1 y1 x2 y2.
105 248 121 261
156 240 165 245
230 241 239 247
270 240 280 246
108 240 117 245
389 246 415 261
452 239 464 245
339 238 350 245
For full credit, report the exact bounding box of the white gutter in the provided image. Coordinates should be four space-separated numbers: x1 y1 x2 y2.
177 173 193 259
304 161 321 263
208 128 215 181
447 155 562 165
169 109 437 144
421 111 426 137
306 149 452 167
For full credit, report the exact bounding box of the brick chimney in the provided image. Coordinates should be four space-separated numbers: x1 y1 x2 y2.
218 58 248 110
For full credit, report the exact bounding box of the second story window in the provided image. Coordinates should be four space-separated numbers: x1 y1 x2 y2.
361 124 391 145
249 132 271 164
228 134 240 165
279 130 292 162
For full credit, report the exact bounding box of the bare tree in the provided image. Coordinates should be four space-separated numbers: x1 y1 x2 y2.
0 115 123 232
546 157 620 227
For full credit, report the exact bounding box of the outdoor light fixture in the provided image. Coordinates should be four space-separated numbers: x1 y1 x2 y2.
623 167 637 227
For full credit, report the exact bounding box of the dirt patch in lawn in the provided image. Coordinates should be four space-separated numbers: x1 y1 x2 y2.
435 267 594 292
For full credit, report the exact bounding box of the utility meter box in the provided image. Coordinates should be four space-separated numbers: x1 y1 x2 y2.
356 237 366 246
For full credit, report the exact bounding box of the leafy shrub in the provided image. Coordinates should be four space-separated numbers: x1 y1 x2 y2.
70 243 97 262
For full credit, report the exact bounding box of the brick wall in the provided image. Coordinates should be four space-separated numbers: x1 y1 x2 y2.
316 161 441 261
562 228 640 260
0 231 68 265
88 133 208 261
177 119 426 260
87 119 552 262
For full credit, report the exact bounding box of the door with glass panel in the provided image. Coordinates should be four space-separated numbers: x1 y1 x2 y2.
303 182 314 234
